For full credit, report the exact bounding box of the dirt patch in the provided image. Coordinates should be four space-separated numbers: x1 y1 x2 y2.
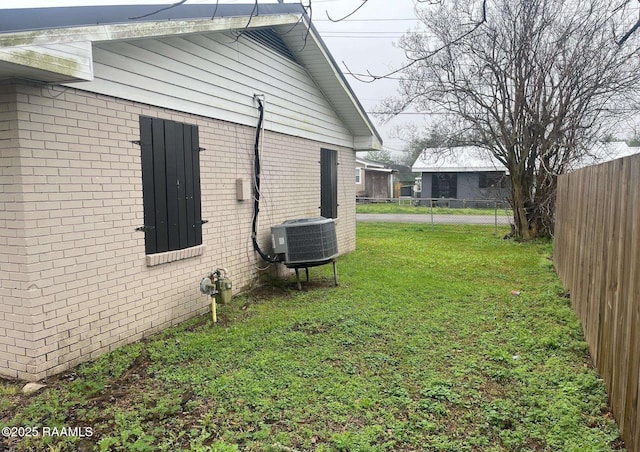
245 281 294 300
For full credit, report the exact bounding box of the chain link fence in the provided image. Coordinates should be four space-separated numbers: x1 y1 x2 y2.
356 197 514 235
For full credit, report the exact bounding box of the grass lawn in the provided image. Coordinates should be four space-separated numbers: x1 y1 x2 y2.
356 203 512 216
1 224 622 451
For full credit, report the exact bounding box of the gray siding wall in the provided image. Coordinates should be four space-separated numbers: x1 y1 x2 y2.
421 173 432 198
0 41 93 82
458 173 481 199
420 172 509 202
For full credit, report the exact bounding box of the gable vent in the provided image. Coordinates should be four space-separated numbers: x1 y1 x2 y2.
245 28 299 64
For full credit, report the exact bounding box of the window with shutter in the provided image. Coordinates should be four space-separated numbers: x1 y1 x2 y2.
320 148 338 219
139 116 202 255
432 173 457 198
479 171 507 189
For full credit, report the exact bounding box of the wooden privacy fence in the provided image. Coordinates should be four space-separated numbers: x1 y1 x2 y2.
554 153 640 451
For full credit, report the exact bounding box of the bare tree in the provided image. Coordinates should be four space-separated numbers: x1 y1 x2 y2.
130 0 640 238
380 0 640 239
365 149 393 163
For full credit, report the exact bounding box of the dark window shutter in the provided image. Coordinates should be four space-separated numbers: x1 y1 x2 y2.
183 123 196 248
320 148 338 219
190 125 203 247
432 173 457 199
140 117 157 255
139 116 202 255
174 123 188 250
431 173 441 198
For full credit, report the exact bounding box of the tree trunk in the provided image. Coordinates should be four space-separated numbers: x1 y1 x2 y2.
390 0 640 243
510 177 535 240
510 179 555 239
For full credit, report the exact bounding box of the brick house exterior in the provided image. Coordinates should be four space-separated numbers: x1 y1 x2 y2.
0 4 381 381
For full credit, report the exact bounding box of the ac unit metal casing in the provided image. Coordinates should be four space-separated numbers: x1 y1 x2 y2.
271 217 338 265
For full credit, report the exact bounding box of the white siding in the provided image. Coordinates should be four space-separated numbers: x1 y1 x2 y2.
67 32 355 148
279 24 379 146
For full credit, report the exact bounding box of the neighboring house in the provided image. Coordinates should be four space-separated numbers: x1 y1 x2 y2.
412 146 510 205
355 157 396 199
411 142 639 206
571 141 639 171
0 4 382 381
387 162 415 197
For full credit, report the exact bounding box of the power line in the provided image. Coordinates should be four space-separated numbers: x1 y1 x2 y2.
316 30 426 34
314 18 420 22
366 111 431 115
317 31 433 39
322 34 410 39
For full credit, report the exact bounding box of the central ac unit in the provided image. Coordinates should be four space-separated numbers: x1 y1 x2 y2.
271 217 338 265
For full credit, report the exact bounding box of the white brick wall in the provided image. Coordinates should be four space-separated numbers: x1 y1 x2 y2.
0 81 43 379
0 81 356 381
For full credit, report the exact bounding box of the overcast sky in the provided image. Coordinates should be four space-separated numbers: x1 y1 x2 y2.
0 0 428 157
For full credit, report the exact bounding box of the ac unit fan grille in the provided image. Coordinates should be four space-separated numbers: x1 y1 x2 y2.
285 222 338 263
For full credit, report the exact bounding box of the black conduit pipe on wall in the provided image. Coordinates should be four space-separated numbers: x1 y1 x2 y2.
251 96 281 264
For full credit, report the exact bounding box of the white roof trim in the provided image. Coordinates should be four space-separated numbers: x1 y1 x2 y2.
412 146 508 174
363 167 395 173
356 157 386 168
0 15 301 48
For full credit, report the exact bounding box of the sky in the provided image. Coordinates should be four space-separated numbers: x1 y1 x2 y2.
312 0 427 156
0 0 429 158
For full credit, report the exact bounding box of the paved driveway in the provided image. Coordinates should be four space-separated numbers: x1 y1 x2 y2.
356 213 512 225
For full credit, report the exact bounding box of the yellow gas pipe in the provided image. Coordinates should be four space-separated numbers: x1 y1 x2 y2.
200 268 232 324
211 295 217 323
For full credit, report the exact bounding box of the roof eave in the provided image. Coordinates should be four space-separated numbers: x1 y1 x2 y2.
0 14 302 48
279 17 382 151
0 14 302 84
0 5 382 150
365 167 395 173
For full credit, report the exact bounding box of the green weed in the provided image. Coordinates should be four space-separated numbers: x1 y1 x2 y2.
1 224 622 451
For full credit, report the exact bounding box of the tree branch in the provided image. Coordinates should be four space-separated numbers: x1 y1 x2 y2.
326 0 369 22
232 0 259 43
617 16 640 45
342 0 487 84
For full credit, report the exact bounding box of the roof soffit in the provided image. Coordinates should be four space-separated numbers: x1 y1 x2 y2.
0 4 382 150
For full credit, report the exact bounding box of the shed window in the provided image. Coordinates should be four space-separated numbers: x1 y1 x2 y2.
432 173 457 198
139 116 202 255
479 172 506 189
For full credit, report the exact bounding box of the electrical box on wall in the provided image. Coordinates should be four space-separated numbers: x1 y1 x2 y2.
236 178 251 201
